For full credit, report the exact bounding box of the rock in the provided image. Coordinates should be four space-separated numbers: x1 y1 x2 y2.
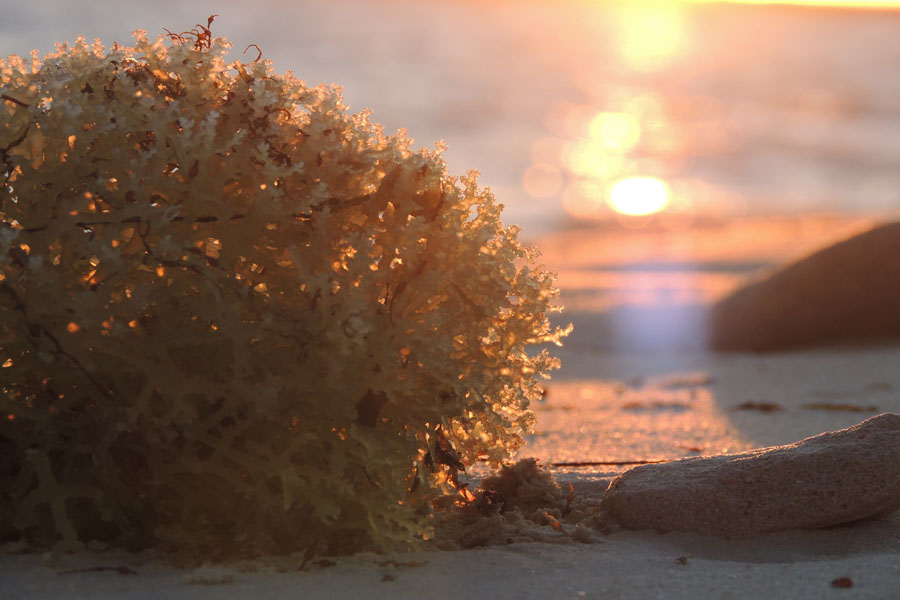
708 221 900 351
600 413 900 538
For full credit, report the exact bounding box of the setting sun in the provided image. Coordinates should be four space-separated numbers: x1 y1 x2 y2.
607 177 671 216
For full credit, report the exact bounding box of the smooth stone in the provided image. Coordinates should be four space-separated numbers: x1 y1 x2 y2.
708 221 900 351
600 413 900 538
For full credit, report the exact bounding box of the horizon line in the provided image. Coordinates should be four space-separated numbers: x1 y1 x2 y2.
702 0 900 9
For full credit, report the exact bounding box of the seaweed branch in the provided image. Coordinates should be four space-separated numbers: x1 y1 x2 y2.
163 14 218 50
2 94 31 108
243 44 263 63
0 282 115 400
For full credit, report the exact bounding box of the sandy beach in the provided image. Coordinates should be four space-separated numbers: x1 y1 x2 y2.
4 217 900 600
4 0 900 596
4 344 900 599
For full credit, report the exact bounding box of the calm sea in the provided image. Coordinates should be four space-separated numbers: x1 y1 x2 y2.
4 0 900 236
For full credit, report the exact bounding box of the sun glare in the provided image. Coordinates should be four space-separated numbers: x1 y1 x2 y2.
614 3 688 71
607 177 671 216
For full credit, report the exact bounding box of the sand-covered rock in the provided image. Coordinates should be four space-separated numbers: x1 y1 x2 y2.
600 413 900 538
708 221 900 351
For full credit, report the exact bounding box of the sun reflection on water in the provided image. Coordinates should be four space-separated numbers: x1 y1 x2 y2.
521 2 694 224
589 112 641 153
516 1 707 224
564 140 627 179
529 95 680 222
614 2 690 72
608 176 671 216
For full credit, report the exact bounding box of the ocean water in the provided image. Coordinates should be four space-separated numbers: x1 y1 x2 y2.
5 0 900 236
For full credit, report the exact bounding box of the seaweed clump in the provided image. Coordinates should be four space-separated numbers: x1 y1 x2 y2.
432 459 609 549
0 24 568 559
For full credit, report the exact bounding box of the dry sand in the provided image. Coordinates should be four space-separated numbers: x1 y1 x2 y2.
4 216 900 599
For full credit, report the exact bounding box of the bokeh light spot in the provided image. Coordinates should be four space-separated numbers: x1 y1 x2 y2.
563 141 626 178
607 176 671 216
522 163 563 198
562 181 606 219
589 112 641 153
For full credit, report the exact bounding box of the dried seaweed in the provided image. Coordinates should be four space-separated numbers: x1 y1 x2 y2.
733 401 783 413
431 459 609 548
0 25 569 559
802 402 878 413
